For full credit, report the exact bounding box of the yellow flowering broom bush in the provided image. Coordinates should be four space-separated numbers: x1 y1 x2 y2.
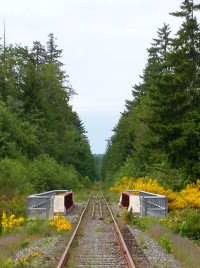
110 177 136 193
110 177 200 211
179 180 200 209
1 213 24 233
15 250 41 266
49 213 72 231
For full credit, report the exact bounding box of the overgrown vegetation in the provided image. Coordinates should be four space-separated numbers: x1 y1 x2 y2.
111 177 200 211
102 0 200 189
0 31 96 265
49 213 72 232
113 176 200 243
0 213 73 266
116 175 200 267
160 209 200 241
148 224 200 268
121 210 200 268
0 0 200 266
0 33 96 218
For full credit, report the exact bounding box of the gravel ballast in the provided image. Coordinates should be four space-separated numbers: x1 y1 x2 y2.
11 203 182 268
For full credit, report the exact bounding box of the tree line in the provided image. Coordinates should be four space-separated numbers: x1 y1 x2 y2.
0 33 96 216
102 0 200 190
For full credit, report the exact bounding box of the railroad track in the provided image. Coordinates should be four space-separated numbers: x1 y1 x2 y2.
57 192 150 268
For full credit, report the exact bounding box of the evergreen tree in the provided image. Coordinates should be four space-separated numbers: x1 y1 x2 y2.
166 0 200 179
102 1 200 186
0 35 95 180
131 2 200 182
46 33 63 65
102 110 135 180
31 41 47 69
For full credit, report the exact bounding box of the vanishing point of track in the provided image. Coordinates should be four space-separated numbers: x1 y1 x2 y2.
57 191 150 268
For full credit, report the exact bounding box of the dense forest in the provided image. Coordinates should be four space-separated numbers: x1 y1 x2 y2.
102 0 200 190
0 2 200 266
0 0 200 218
0 33 96 216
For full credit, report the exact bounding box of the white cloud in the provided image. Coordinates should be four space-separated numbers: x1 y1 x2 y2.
0 0 188 153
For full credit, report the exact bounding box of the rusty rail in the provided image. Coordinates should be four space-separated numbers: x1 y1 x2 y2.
102 194 136 268
56 195 91 268
91 202 95 219
57 192 136 268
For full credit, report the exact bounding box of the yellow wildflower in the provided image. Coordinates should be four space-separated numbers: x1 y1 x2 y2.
49 213 72 231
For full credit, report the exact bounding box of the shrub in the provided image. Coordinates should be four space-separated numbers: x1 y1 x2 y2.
132 216 152 231
179 180 200 209
1 213 24 234
121 209 134 224
160 208 200 241
15 250 41 266
49 213 72 232
0 158 31 194
0 158 32 217
0 194 27 223
2 258 13 268
110 177 200 211
28 155 82 192
160 234 173 253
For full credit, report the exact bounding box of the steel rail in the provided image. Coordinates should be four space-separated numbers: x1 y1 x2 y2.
91 202 95 219
57 191 135 268
101 193 136 268
56 195 91 268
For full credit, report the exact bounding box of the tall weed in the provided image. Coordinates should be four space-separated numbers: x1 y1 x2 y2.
149 224 200 268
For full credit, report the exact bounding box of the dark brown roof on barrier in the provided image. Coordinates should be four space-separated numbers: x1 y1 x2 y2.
59 192 73 196
122 191 139 196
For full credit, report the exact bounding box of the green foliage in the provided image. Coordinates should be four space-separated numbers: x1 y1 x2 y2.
161 208 200 241
160 234 173 253
26 219 51 236
115 156 148 179
102 1 200 186
0 158 32 195
64 165 84 189
138 235 148 249
20 239 31 248
122 209 134 224
27 154 82 192
0 158 32 217
2 259 13 268
0 100 40 159
132 216 152 231
101 111 135 180
94 154 104 180
0 33 96 220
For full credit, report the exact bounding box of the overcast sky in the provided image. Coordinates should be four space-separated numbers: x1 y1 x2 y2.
0 0 190 154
